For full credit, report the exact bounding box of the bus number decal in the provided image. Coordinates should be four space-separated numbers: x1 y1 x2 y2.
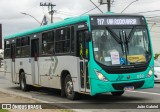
137 74 144 79
97 19 104 25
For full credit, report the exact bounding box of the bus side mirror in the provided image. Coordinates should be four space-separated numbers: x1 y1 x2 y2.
85 31 91 42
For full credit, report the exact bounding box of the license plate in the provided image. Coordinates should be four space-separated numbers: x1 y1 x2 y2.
124 86 134 91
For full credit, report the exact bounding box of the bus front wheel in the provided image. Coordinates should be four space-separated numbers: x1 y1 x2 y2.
19 72 28 91
65 75 77 100
111 91 124 96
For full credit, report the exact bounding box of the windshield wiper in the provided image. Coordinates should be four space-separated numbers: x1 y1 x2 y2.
119 31 125 55
106 27 121 44
123 31 129 54
121 30 129 65
128 26 136 42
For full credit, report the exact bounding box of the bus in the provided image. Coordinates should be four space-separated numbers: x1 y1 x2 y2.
4 13 154 100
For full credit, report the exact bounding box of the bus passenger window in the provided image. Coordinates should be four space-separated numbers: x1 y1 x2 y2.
42 31 54 55
4 40 11 58
71 26 75 52
16 38 21 57
21 37 30 57
55 27 70 54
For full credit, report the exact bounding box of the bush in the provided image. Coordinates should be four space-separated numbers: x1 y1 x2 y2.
154 54 160 60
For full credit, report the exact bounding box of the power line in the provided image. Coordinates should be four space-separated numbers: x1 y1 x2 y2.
55 12 76 16
89 0 103 13
121 0 138 13
81 4 101 15
57 10 75 15
146 16 160 18
135 10 160 14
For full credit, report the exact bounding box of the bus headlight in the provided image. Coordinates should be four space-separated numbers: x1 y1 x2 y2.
146 68 153 78
94 70 108 82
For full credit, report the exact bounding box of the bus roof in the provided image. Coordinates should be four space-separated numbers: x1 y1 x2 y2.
4 15 89 39
4 13 144 40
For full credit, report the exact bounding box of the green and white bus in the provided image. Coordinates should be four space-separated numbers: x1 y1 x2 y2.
4 13 154 100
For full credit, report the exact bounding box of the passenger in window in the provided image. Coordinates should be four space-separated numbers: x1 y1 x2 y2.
48 45 54 54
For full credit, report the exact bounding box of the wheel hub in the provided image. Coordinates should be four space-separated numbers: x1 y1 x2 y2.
66 81 73 95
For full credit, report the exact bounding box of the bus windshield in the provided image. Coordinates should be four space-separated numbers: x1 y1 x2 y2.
92 26 151 66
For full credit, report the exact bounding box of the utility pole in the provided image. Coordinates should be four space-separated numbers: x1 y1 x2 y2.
98 0 112 12
107 0 111 12
40 2 56 23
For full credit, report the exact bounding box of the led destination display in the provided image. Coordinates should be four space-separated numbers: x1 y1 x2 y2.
91 16 145 26
106 18 138 25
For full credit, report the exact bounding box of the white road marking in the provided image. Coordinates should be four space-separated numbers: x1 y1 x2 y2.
126 90 160 96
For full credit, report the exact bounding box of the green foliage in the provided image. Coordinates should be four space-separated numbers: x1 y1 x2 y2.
154 54 160 60
0 109 9 112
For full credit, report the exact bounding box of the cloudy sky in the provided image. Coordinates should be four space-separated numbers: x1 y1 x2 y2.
0 0 160 52
0 0 160 36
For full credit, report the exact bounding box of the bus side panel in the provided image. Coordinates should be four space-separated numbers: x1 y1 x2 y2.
38 56 80 92
15 58 32 85
53 56 80 91
38 57 51 87
4 59 12 82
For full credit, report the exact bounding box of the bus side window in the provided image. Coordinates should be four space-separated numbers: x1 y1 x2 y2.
16 38 21 57
21 36 30 57
42 31 54 55
4 40 11 59
55 27 70 54
71 26 75 53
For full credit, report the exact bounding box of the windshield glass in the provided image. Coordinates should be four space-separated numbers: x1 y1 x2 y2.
92 26 151 66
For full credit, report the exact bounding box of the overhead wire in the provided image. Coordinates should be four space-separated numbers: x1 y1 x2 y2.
81 4 101 15
89 0 103 13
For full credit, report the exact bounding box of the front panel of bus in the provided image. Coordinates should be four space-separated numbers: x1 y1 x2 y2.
88 15 154 95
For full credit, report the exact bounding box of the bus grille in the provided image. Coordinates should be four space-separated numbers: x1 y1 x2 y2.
112 81 145 90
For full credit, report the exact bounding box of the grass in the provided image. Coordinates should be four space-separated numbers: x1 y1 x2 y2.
0 109 9 112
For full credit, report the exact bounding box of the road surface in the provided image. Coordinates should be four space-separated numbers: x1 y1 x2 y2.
0 71 160 112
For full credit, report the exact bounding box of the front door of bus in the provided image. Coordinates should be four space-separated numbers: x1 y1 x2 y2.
31 39 39 85
77 30 90 92
11 44 16 82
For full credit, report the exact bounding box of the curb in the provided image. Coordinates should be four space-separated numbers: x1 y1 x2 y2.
0 88 49 103
0 88 80 111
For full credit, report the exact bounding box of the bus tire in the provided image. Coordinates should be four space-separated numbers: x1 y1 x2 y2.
19 72 28 91
65 75 77 100
111 91 124 96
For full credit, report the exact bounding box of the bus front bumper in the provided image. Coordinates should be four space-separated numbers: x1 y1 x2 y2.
90 76 154 96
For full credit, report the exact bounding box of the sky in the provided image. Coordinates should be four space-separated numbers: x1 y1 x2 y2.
0 0 160 52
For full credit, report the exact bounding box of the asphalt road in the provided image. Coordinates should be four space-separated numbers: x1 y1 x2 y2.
0 71 160 112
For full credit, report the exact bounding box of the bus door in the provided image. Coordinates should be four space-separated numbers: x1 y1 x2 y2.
31 39 39 85
77 30 90 93
11 43 16 82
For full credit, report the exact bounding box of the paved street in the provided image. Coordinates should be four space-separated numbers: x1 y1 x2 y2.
0 71 160 112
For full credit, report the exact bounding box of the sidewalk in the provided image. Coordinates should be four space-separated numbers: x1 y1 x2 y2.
0 91 72 112
0 67 4 72
0 67 73 112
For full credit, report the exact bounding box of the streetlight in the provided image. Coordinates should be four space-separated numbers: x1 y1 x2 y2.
121 0 139 13
20 12 41 25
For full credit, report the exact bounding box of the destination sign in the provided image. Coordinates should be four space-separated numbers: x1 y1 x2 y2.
91 17 144 26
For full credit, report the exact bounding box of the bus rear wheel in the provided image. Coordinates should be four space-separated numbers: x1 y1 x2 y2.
65 75 77 100
111 91 124 96
19 72 28 91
